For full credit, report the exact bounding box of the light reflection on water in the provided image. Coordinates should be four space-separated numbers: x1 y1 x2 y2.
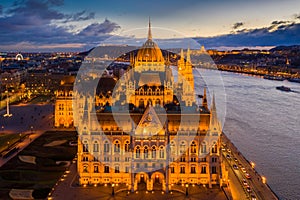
195 69 300 200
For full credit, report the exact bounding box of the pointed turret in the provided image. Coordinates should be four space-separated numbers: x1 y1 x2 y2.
186 47 191 63
209 93 220 133
202 87 208 110
211 93 217 112
82 96 89 126
180 49 184 60
148 17 152 40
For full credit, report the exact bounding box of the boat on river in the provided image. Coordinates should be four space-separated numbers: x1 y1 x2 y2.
276 86 291 92
264 75 284 81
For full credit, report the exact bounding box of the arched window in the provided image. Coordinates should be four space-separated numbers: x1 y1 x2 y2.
114 141 120 153
93 141 99 152
94 165 99 173
190 141 197 154
136 146 140 158
211 142 218 153
159 146 164 158
180 141 186 154
104 141 110 153
156 88 160 95
125 141 130 152
152 146 156 158
83 165 88 173
139 99 144 108
144 146 149 159
201 141 207 154
170 141 176 154
83 141 88 152
155 98 160 106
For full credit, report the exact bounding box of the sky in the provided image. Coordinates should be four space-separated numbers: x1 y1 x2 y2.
0 0 300 51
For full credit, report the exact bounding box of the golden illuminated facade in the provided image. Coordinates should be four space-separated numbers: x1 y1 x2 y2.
70 21 223 192
54 76 75 128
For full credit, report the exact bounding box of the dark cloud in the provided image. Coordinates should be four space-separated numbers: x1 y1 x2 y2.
64 10 95 22
195 22 300 48
271 20 289 25
294 14 300 20
0 0 121 51
78 19 120 36
47 0 64 6
232 22 244 30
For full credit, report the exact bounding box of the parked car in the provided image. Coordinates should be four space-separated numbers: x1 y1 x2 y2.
243 179 248 186
246 186 251 193
245 173 251 179
241 167 246 173
233 164 238 170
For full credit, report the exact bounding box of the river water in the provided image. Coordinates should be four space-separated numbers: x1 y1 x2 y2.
194 69 300 200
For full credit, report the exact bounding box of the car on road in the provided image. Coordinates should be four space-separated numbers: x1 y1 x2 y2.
226 154 231 159
251 195 257 200
227 149 231 153
241 167 246 173
234 157 238 162
242 179 248 186
245 173 251 179
246 186 251 193
233 164 238 170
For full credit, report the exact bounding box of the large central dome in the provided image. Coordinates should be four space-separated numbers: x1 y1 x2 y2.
136 20 165 63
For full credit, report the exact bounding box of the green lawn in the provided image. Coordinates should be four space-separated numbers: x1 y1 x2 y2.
28 95 53 104
0 131 77 199
0 133 26 153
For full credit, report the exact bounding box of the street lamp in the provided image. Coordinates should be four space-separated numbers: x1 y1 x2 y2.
262 176 267 184
7 141 10 149
30 126 33 134
19 133 22 142
112 183 115 196
185 184 189 196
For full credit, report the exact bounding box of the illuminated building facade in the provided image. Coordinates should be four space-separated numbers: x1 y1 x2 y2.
71 21 222 192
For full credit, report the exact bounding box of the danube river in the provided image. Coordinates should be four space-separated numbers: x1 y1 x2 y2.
194 69 300 200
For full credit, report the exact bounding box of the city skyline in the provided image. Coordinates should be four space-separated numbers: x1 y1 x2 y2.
1 0 300 51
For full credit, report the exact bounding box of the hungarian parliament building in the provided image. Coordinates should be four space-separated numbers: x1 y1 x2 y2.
54 21 225 192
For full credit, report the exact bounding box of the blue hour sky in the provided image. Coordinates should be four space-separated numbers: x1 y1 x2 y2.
0 0 300 51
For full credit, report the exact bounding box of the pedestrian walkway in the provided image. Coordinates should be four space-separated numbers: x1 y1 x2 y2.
50 161 228 200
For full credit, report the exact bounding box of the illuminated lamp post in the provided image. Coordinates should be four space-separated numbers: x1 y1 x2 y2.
112 183 115 196
185 184 189 196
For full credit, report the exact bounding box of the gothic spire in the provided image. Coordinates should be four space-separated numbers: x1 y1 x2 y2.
202 87 208 109
211 92 216 111
148 17 152 40
180 48 184 60
186 47 191 63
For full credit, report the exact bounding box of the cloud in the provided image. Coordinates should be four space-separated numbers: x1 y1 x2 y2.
294 14 300 20
0 0 120 51
194 22 300 48
232 22 244 30
0 5 2 15
63 10 95 23
78 19 121 36
271 20 289 25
